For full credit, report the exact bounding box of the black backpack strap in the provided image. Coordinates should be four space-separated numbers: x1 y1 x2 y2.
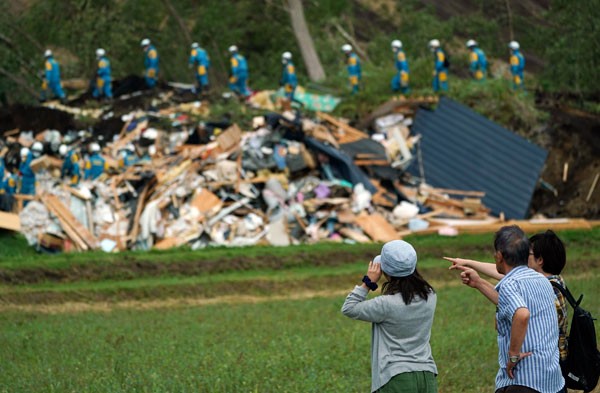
550 280 583 308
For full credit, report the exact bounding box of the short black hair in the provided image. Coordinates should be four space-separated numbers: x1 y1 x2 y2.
494 225 529 267
529 230 566 275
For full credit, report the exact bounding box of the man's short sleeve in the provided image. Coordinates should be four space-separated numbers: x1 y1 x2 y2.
497 279 528 320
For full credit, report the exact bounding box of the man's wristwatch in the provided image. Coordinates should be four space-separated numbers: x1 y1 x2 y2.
509 355 519 364
362 275 378 291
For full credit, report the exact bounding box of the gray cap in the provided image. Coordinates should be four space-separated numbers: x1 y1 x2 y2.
373 240 417 277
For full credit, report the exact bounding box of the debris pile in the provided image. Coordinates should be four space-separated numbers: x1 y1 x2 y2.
2 94 593 253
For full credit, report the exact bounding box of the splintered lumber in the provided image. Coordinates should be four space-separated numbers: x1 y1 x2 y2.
426 187 486 198
43 194 98 250
355 212 399 242
128 181 152 244
0 211 20 231
316 112 369 143
30 155 63 172
338 227 370 243
190 188 222 215
109 119 148 155
216 124 242 152
586 173 599 202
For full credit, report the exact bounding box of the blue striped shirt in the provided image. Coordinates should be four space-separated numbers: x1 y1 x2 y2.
495 266 564 392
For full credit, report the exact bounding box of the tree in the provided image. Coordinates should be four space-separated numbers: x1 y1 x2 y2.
287 0 326 82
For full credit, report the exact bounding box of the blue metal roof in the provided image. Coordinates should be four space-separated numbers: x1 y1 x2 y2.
407 97 547 219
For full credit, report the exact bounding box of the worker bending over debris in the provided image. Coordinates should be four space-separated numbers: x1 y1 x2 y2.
59 144 81 186
84 143 108 180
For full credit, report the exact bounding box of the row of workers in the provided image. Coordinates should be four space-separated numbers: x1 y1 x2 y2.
39 37 526 102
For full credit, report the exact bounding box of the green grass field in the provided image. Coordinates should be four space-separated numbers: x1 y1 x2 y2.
1 228 599 392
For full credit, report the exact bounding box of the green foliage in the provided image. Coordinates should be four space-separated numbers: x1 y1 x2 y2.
540 0 600 95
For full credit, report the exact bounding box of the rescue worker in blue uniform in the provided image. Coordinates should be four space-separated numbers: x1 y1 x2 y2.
92 48 113 100
141 38 159 88
84 143 108 180
189 42 210 94
509 40 525 89
18 147 36 198
390 40 410 94
429 39 448 92
341 44 361 94
466 39 487 81
280 51 298 101
40 49 66 103
118 144 138 169
228 45 250 98
0 157 16 212
59 144 81 186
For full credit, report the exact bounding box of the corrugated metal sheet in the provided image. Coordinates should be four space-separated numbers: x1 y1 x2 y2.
407 97 547 219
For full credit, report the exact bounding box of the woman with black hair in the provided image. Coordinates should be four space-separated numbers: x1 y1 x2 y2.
342 240 438 393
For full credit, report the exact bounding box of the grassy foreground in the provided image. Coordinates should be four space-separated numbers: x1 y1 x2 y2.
1 228 599 392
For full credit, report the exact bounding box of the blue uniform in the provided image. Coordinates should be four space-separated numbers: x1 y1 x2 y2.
229 53 250 97
1 173 17 196
280 61 297 100
346 52 361 94
144 44 159 88
432 48 449 92
189 47 210 90
93 56 112 99
41 56 65 101
391 49 410 93
84 153 107 180
118 151 138 168
469 47 487 81
61 150 81 185
510 50 525 89
19 152 36 196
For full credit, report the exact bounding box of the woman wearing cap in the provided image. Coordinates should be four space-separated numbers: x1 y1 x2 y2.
342 240 438 393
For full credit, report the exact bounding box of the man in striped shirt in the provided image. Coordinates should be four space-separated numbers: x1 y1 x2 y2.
456 225 565 393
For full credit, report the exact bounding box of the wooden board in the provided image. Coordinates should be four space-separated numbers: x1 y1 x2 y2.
190 188 222 215
43 194 98 250
0 211 20 231
216 124 242 152
338 227 371 243
354 212 399 242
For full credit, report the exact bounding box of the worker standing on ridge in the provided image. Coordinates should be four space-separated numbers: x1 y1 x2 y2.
508 41 525 90
18 147 36 199
84 143 107 180
59 144 81 186
40 49 67 103
390 40 410 94
189 42 210 94
428 39 448 92
228 45 250 98
280 51 298 101
466 39 487 81
141 38 159 89
92 48 113 100
341 44 361 94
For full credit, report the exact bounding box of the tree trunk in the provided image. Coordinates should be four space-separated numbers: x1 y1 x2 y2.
287 0 326 82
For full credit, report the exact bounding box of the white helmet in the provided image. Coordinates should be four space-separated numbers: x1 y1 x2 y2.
20 147 30 157
32 142 44 153
391 40 402 49
466 39 477 48
191 42 199 49
341 44 352 53
143 128 158 140
428 39 440 48
508 41 520 50
59 144 68 156
96 48 106 58
282 51 292 61
140 38 150 47
44 49 53 58
228 45 238 53
90 143 100 153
